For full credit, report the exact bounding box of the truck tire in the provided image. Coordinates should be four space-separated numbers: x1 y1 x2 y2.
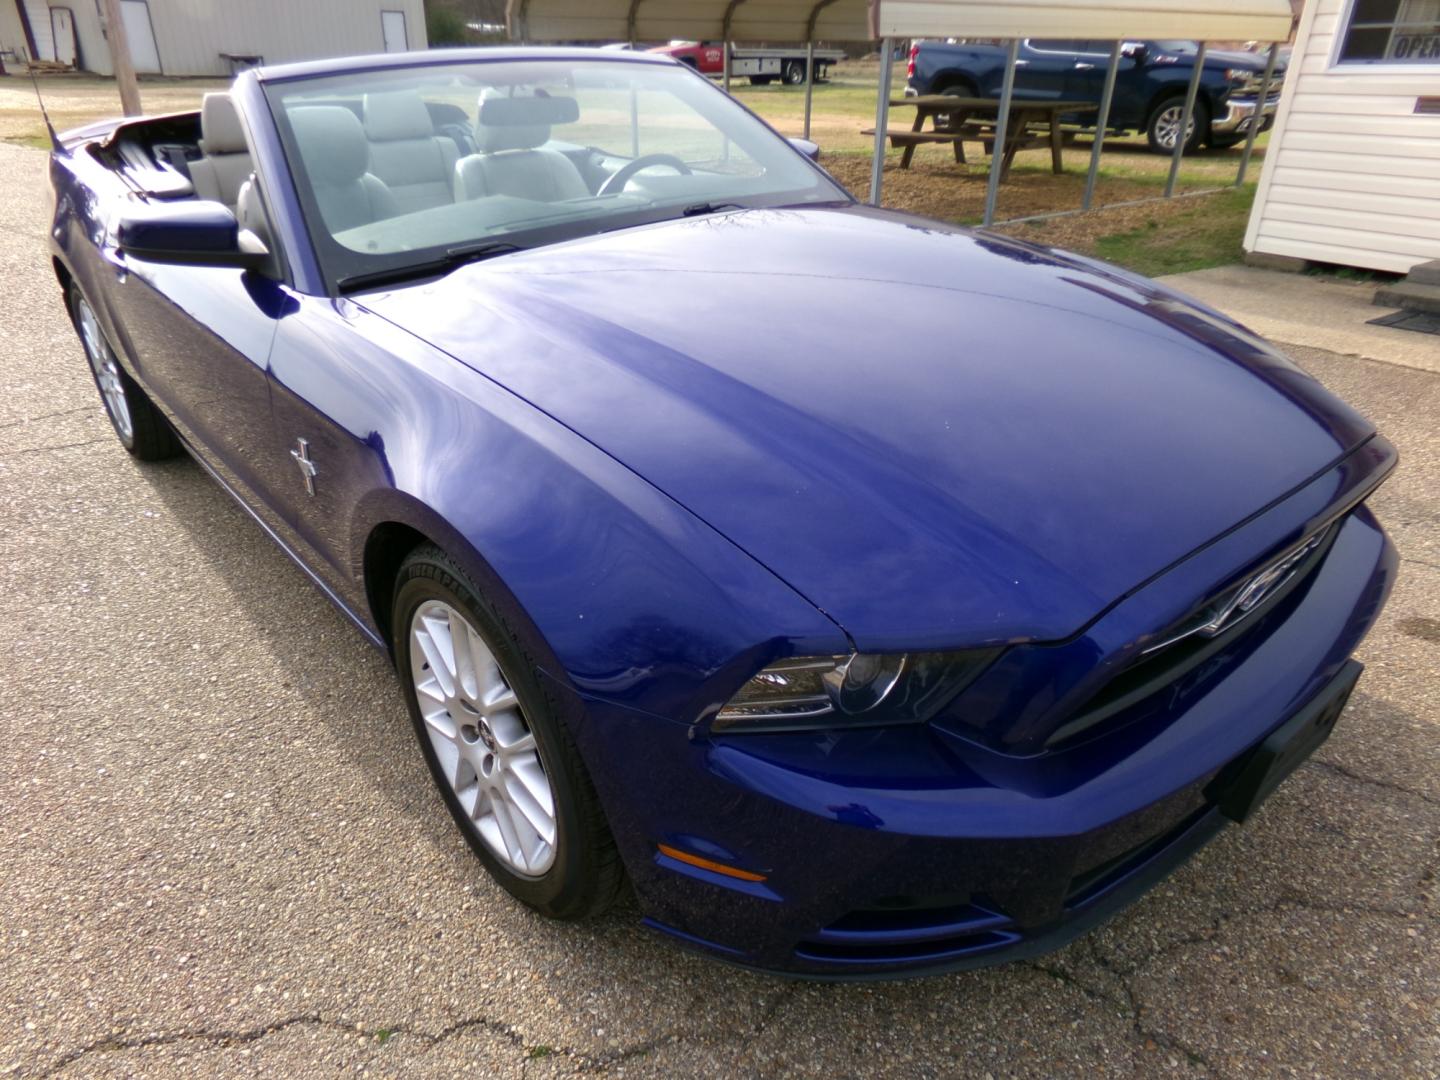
1146 96 1210 155
935 80 978 131
783 60 806 85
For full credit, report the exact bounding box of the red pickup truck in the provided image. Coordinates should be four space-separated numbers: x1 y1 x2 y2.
648 42 846 85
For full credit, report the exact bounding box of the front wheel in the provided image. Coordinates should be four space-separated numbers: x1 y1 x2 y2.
1146 97 1210 154
68 282 179 460
393 545 624 919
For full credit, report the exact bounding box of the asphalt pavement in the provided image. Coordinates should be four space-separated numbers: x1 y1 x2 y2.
1 142 1435 1078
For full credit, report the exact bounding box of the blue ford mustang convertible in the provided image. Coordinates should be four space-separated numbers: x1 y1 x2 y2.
48 47 1397 978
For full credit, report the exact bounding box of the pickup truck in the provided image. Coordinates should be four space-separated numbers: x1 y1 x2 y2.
649 42 847 85
907 39 1285 153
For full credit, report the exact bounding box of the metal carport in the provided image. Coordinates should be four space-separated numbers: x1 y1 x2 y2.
506 0 1294 225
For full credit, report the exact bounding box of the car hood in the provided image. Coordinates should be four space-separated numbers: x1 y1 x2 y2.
359 206 1372 650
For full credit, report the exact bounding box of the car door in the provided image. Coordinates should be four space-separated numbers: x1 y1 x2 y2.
101 235 290 510
1015 40 1083 100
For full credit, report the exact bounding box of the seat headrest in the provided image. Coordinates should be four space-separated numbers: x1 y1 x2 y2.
289 106 370 186
363 91 436 142
200 92 247 155
475 92 578 153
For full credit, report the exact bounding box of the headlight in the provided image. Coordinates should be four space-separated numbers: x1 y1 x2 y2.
713 650 1000 733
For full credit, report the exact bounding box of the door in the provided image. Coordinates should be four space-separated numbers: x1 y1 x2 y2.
1014 40 1085 100
119 0 161 73
22 0 54 60
381 10 408 52
100 242 288 511
1061 41 1122 122
50 8 76 67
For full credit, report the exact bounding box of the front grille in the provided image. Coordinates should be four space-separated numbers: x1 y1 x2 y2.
1237 70 1284 97
1044 518 1342 750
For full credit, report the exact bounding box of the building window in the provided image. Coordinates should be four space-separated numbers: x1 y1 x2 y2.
1338 0 1440 63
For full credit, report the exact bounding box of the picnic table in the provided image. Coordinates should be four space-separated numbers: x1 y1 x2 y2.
865 95 1099 181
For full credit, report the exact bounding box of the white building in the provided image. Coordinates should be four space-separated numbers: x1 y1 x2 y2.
1245 0 1440 273
2 0 427 77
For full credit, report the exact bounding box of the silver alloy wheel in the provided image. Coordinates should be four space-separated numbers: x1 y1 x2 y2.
1154 104 1197 152
409 599 558 876
75 295 133 441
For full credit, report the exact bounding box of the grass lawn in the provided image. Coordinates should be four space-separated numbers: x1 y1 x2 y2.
0 59 1264 277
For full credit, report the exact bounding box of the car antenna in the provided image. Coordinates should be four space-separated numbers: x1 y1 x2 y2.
28 61 62 152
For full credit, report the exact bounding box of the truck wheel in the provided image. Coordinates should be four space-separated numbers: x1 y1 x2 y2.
935 81 977 131
1146 97 1209 154
784 61 806 85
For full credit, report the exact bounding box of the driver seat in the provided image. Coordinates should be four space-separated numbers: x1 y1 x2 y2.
455 93 589 203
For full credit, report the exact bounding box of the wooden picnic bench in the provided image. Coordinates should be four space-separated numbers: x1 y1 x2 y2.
866 96 1099 181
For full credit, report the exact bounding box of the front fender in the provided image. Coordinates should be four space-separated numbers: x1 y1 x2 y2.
268 296 848 726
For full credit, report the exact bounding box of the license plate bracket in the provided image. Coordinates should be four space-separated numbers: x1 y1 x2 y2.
1207 660 1362 824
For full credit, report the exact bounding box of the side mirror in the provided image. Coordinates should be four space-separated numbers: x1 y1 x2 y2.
1121 42 1148 64
787 136 821 162
116 200 269 270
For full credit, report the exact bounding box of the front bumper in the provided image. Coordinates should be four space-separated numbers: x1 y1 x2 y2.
1213 92 1282 138
561 501 1394 979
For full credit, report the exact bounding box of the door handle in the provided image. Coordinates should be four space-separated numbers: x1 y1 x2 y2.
1074 62 1095 70
1014 59 1029 66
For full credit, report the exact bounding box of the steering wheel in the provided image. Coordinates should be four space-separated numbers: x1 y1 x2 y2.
597 154 693 196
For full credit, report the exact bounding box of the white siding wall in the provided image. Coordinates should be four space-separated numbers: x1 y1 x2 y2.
67 0 428 77
1245 0 1440 273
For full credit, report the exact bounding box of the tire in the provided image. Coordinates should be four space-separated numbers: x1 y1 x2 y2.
1146 96 1210 155
67 281 180 461
392 544 624 920
935 80 978 130
783 61 806 85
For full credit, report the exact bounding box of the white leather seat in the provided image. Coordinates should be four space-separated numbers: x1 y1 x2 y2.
362 91 458 215
289 106 399 234
189 93 252 211
455 93 589 203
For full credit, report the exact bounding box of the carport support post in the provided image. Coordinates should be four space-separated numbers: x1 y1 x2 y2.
982 38 1021 227
868 37 894 205
1235 43 1280 187
803 40 816 139
1082 41 1123 211
723 41 731 93
1164 41 1207 199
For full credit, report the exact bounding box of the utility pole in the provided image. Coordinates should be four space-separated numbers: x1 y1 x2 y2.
98 0 141 116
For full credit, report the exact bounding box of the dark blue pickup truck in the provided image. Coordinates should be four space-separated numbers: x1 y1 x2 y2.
907 39 1285 153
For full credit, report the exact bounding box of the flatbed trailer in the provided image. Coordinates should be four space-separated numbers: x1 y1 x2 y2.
649 42 848 84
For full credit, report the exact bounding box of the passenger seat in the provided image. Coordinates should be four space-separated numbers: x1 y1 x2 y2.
289 106 399 233
189 93 253 211
362 91 459 214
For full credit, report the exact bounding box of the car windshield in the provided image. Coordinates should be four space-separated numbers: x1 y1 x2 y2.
263 55 847 290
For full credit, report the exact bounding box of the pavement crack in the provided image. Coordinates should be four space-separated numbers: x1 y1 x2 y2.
0 406 95 430
33 1014 338 1078
1305 757 1440 808
1088 941 1221 1076
0 437 111 458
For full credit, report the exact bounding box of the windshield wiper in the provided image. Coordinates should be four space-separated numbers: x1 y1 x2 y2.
680 202 746 217
336 241 524 294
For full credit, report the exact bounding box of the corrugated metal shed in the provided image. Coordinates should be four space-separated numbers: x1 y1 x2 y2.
1245 0 1440 273
18 0 428 77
